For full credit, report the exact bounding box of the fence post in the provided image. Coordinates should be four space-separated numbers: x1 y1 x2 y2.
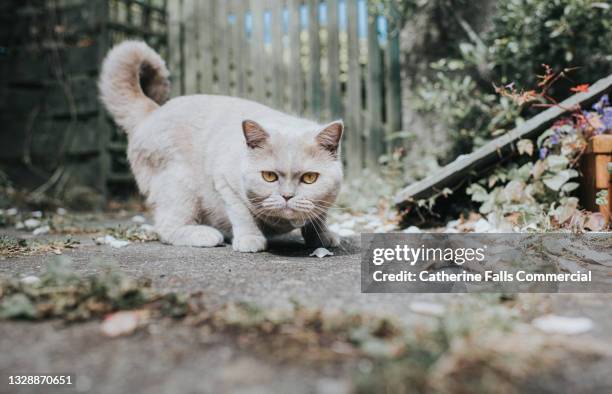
346 0 362 176
307 0 321 119
326 0 341 120
251 0 266 102
385 3 402 151
199 0 214 93
167 0 184 96
366 6 383 170
288 0 304 114
233 0 248 97
182 0 199 94
270 0 285 109
215 1 230 93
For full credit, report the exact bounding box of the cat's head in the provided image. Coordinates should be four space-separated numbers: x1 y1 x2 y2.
241 119 343 225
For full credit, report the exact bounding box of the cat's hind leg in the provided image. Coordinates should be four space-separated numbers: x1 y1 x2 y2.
149 171 224 247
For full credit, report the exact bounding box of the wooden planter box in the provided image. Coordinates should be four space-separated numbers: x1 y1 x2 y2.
580 135 612 224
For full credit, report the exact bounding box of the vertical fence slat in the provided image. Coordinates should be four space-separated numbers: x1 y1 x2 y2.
182 0 198 94
366 8 383 169
251 0 266 102
307 0 321 119
167 0 183 96
215 1 230 93
166 0 401 171
234 0 248 96
385 22 402 150
326 0 341 120
270 0 284 108
346 0 362 175
288 0 303 114
199 0 214 93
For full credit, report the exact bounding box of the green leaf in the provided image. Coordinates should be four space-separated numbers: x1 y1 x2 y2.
545 155 569 171
542 171 571 191
561 182 579 193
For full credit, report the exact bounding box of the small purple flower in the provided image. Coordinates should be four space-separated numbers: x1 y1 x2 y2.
593 94 610 114
539 147 548 159
550 134 559 145
603 107 612 131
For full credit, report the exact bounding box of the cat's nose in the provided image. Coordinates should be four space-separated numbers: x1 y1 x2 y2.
282 194 294 201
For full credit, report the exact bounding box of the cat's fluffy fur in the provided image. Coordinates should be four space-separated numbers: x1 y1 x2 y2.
99 41 343 252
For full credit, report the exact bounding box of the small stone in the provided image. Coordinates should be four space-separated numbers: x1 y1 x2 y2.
403 225 421 233
131 215 146 223
532 314 593 335
101 310 149 338
20 275 41 285
32 225 50 235
409 301 445 317
23 219 41 229
95 235 131 248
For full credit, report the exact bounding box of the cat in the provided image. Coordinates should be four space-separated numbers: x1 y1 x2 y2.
99 41 342 252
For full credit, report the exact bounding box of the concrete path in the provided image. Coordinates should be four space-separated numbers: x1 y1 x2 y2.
1 220 611 394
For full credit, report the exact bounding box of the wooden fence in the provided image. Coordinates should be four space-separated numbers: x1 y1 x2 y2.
167 0 402 175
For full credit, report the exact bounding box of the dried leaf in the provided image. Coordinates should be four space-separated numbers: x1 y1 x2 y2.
516 139 534 156
309 248 334 258
101 310 149 338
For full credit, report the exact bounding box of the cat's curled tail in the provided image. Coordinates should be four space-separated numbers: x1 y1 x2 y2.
99 41 170 133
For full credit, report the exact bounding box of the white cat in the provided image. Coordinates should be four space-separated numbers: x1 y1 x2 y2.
99 41 342 252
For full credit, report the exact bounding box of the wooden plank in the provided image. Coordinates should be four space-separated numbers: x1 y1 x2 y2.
270 0 284 108
345 0 362 176
326 0 341 120
198 0 214 93
215 0 230 93
182 0 199 94
167 0 184 96
232 0 247 97
307 0 321 119
365 6 383 170
394 74 612 205
250 0 266 102
384 5 402 150
288 0 303 114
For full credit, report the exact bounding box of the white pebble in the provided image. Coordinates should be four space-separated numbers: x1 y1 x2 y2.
337 228 356 237
20 275 41 285
409 301 445 317
32 225 50 235
23 218 41 229
131 215 146 223
532 315 593 335
95 235 131 248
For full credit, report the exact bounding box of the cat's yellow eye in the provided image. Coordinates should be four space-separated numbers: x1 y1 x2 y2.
300 172 319 184
261 171 278 182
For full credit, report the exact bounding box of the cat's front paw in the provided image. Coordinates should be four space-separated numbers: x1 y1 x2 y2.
232 234 267 253
304 230 341 248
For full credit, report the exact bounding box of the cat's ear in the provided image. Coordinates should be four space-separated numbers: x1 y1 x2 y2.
316 120 343 155
242 120 269 149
